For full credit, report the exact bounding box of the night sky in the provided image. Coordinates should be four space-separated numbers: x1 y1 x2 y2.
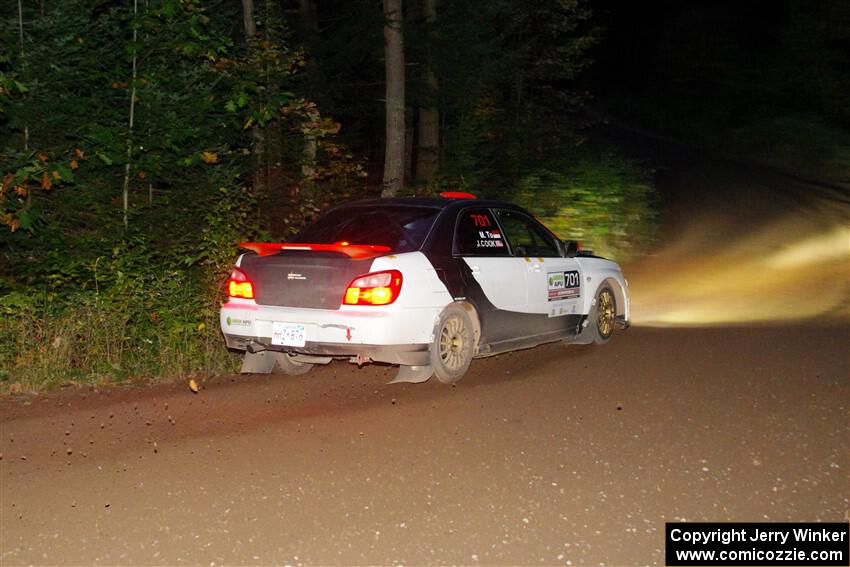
586 0 848 132
592 0 784 95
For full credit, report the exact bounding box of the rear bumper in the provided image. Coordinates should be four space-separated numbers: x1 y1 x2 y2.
223 333 430 366
221 298 441 345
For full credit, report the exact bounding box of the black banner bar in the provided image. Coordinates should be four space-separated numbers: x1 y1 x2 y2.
666 523 849 566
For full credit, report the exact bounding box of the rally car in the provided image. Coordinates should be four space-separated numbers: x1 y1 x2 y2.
220 192 629 384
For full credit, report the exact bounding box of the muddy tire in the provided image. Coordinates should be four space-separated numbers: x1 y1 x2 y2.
274 353 313 376
430 305 475 384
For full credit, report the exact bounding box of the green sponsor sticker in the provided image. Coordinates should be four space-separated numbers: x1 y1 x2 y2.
548 272 565 289
226 316 251 327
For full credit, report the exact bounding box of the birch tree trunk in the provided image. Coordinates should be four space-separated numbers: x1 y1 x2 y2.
381 0 405 197
121 0 139 229
416 0 439 183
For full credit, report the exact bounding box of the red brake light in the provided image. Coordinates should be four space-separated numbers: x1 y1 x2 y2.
343 270 403 306
440 191 477 199
227 267 255 299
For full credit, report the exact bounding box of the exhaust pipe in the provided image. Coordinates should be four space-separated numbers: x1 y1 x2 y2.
246 341 268 354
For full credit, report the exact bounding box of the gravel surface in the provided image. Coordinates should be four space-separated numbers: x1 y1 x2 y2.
3 131 848 566
2 324 848 565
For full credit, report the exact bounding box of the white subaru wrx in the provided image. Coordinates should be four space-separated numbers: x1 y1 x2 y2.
220 193 629 383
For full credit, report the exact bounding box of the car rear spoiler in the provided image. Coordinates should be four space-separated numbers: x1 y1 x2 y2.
239 242 391 260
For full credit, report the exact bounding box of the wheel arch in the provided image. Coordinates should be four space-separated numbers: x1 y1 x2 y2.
595 277 628 319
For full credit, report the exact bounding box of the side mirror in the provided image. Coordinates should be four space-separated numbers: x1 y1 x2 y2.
563 240 580 257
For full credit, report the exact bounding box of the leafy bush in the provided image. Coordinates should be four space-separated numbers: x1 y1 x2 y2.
0 178 263 391
513 154 658 262
0 282 238 391
0 0 372 391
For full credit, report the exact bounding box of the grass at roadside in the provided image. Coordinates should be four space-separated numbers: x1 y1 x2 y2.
0 284 239 395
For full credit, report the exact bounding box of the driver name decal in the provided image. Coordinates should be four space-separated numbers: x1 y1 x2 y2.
476 228 504 248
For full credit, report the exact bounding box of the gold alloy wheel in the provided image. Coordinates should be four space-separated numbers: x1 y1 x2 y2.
438 315 468 371
597 288 616 338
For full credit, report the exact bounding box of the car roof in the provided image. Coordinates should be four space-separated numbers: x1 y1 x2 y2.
335 196 523 212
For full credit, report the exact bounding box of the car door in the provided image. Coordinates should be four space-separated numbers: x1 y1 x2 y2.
454 207 529 313
493 208 584 319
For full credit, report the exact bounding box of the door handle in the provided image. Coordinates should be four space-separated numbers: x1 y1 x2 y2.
469 265 481 275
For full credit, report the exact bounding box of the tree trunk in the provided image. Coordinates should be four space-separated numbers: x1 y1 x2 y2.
297 0 318 201
381 0 405 197
17 0 31 206
416 0 439 183
17 0 28 154
241 0 264 202
242 0 256 37
297 0 318 34
404 106 414 182
121 0 139 229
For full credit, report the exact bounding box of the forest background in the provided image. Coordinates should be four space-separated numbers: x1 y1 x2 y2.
1 0 846 389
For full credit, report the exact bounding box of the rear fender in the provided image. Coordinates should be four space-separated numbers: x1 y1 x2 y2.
368 252 453 309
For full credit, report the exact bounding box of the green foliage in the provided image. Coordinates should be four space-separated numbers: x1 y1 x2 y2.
0 0 658 391
0 177 266 390
0 65 27 114
0 0 365 390
513 154 658 262
0 279 237 390
425 0 598 191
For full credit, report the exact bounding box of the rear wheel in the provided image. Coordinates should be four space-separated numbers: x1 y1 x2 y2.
592 286 617 344
430 305 475 384
274 352 313 376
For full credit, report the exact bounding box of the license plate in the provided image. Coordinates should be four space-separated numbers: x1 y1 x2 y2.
271 322 306 347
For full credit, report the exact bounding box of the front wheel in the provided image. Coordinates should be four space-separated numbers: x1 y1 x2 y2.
592 286 617 344
430 305 475 384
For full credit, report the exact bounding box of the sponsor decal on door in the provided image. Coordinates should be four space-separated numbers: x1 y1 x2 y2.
548 270 581 301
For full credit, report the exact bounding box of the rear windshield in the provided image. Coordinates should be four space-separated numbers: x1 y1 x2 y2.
295 204 441 253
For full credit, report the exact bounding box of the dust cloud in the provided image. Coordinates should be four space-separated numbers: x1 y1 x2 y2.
626 176 849 326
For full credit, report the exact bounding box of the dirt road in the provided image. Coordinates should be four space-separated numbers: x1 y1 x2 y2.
3 135 849 565
2 323 848 565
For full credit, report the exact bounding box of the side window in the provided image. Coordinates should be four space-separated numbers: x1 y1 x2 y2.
454 208 509 256
495 209 561 258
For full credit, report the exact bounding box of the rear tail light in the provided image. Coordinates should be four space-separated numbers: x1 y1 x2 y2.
343 270 403 306
227 267 255 299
